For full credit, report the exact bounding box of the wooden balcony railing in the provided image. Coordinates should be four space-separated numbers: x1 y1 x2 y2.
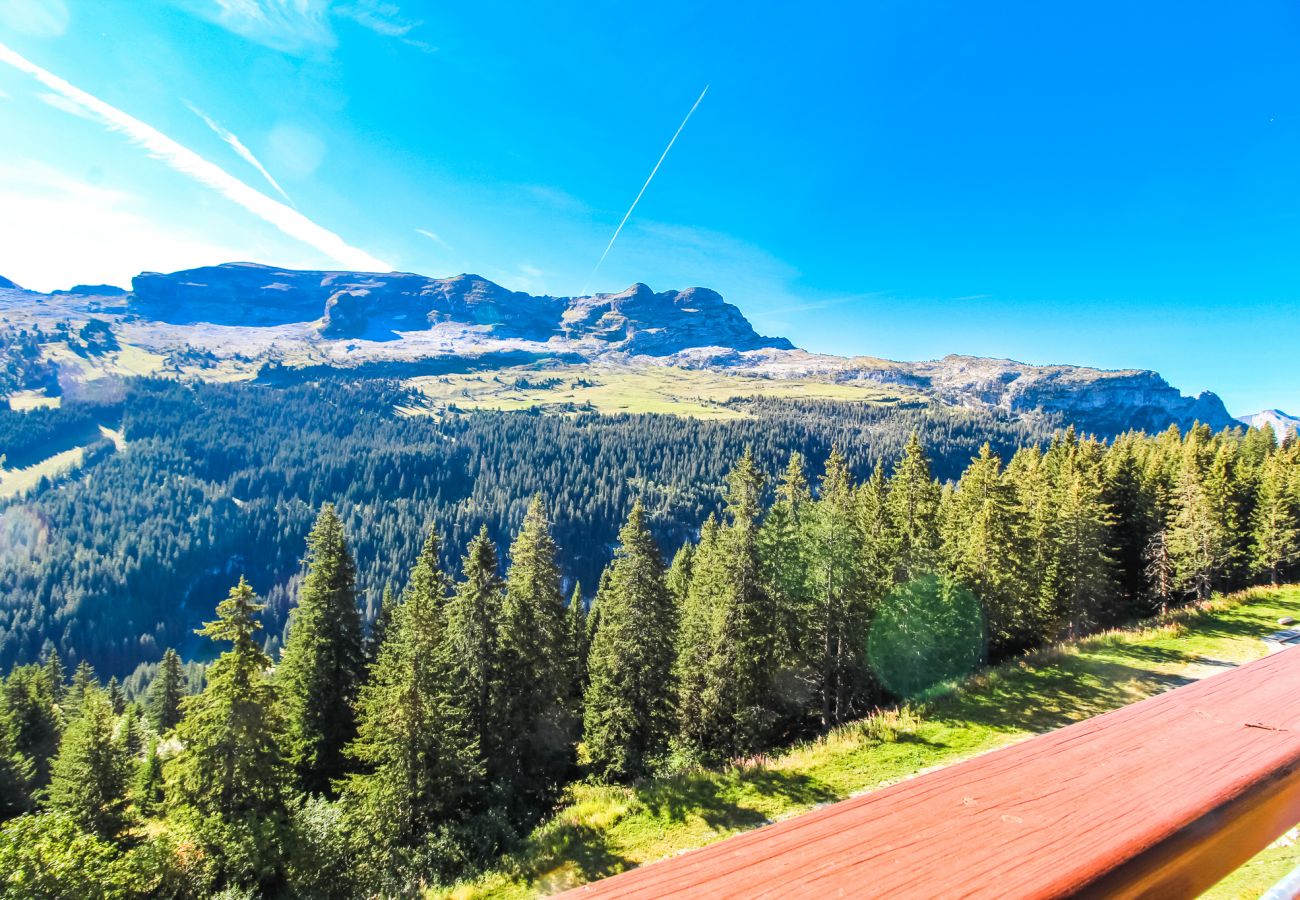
562 645 1300 899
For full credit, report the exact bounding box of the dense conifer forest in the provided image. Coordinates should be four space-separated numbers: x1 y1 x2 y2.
0 382 1296 896
0 378 1050 677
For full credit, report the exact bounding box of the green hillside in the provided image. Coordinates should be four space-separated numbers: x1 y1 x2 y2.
443 586 1300 899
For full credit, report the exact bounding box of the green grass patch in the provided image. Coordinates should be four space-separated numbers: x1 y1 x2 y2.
406 365 922 419
439 587 1300 899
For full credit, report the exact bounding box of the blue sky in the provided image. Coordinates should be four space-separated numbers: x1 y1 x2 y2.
0 0 1297 415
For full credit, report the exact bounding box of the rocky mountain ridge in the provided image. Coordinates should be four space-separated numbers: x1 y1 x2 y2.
0 262 1241 434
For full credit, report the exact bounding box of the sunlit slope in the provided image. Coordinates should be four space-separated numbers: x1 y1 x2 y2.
440 587 1300 899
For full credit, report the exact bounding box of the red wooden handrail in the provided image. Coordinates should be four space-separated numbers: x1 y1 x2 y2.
563 646 1300 899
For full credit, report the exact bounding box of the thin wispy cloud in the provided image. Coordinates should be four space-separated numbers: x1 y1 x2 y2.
182 0 431 54
185 101 294 206
415 228 451 250
584 85 709 294
0 41 390 272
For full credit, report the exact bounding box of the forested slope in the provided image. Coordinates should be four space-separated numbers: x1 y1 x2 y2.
0 379 1051 676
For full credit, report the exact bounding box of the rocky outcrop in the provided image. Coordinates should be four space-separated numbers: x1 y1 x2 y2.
128 263 786 353
562 283 792 354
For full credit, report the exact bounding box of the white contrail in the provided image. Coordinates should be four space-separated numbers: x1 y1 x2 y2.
0 41 390 272
582 85 709 295
185 101 294 206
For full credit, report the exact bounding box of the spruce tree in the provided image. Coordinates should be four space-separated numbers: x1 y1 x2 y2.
41 649 65 706
496 495 574 807
145 648 185 733
0 696 34 820
584 502 677 781
1168 448 1231 601
341 525 481 855
167 577 288 823
665 544 694 609
441 526 504 786
106 678 125 716
566 583 588 708
675 515 721 753
278 503 365 795
45 686 132 840
689 451 783 760
133 737 164 817
3 664 61 788
943 444 1027 657
1251 449 1299 585
65 661 97 722
887 433 942 582
807 448 870 726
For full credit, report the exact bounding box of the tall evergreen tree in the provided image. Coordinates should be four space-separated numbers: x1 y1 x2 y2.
441 526 504 786
807 448 869 726
341 524 481 856
45 686 132 840
584 502 677 781
1251 449 1300 584
65 661 97 723
278 503 365 795
665 544 694 609
1168 447 1233 602
886 432 942 582
145 648 185 733
0 695 34 820
690 451 784 760
495 495 574 809
2 664 61 789
942 443 1027 657
566 583 588 710
167 577 288 822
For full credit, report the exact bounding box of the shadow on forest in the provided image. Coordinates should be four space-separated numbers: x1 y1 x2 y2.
638 767 838 831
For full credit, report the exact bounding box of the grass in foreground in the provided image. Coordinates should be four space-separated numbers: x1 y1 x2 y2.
440 587 1300 899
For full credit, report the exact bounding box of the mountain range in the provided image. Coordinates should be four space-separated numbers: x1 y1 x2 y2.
0 261 1260 436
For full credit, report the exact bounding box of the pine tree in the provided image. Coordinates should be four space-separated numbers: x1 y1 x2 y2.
675 515 721 753
665 544 694 609
65 661 97 723
41 649 65 706
145 648 185 733
133 737 164 817
167 577 288 822
758 452 812 694
341 524 481 855
1168 448 1232 601
688 451 783 760
45 686 132 839
106 678 125 716
278 503 365 795
116 704 144 760
887 433 942 582
584 502 677 781
367 585 396 667
441 526 504 785
1046 437 1116 638
3 664 61 789
942 444 1027 657
496 496 574 807
1251 449 1300 584
0 695 34 820
566 583 588 709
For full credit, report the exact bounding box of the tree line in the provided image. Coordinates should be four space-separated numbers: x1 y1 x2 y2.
0 378 1054 676
0 421 1296 897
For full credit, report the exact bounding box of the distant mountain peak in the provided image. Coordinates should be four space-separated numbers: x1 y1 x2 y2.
0 275 21 290
1238 409 1299 440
